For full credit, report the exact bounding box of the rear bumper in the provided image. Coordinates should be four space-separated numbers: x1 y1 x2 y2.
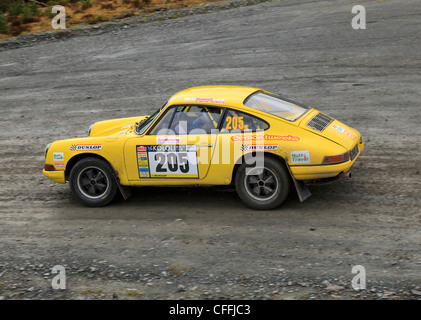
291 140 363 180
43 169 66 184
290 161 354 180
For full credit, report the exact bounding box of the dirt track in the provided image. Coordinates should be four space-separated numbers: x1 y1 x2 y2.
0 0 420 300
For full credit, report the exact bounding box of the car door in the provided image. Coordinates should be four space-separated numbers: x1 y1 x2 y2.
124 105 224 183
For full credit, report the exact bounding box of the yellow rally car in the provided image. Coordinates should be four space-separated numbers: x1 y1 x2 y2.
43 86 364 209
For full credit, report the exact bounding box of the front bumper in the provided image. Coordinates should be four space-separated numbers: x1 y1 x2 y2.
43 169 66 184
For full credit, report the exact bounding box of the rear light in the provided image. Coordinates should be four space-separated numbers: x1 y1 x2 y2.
322 152 349 164
44 164 56 171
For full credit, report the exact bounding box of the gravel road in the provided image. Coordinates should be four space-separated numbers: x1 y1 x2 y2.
0 0 420 300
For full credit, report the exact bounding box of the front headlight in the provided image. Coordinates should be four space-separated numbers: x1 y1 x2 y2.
88 123 94 136
45 143 52 158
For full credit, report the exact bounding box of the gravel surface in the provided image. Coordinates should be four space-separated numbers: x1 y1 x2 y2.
0 0 271 51
0 0 420 300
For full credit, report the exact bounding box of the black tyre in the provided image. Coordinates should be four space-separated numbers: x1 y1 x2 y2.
235 157 290 210
69 157 118 207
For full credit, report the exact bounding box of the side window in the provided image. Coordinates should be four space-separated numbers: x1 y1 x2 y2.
149 107 176 135
170 106 223 135
221 110 268 133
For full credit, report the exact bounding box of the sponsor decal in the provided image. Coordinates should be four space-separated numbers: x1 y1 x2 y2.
157 137 181 145
136 145 150 178
332 124 345 133
240 145 278 151
53 152 64 161
291 151 310 164
70 144 102 151
345 131 352 137
147 145 196 152
231 134 300 142
54 163 65 169
264 134 300 142
183 97 225 104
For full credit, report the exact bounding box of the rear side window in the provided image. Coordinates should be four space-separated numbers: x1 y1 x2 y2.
221 110 268 133
244 92 308 121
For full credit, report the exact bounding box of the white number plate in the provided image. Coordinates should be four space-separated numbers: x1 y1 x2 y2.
137 145 198 178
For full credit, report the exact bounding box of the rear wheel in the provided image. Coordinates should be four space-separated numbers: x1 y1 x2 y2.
235 157 290 210
69 157 118 207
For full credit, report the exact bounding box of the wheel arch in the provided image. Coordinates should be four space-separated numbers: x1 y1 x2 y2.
65 153 118 181
231 152 311 202
231 152 291 184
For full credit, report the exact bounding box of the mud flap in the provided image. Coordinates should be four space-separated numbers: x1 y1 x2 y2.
117 183 132 200
285 163 311 203
114 173 132 200
293 179 312 202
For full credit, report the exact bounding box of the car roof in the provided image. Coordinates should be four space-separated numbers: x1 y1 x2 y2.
168 86 261 109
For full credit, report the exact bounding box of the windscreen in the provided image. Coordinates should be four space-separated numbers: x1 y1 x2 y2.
136 103 168 134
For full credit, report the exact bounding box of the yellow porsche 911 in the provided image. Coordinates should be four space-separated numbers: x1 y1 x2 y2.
43 86 364 209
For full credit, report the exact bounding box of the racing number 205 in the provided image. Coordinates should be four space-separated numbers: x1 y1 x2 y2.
225 116 244 130
154 152 189 173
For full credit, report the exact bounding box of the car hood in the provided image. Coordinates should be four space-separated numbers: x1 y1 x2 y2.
89 116 149 137
299 109 361 150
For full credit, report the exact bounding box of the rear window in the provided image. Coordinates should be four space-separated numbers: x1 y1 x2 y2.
244 92 309 121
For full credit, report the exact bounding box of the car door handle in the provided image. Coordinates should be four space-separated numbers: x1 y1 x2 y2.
196 144 213 148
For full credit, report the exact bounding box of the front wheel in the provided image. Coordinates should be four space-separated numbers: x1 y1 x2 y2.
69 157 118 207
235 157 290 210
